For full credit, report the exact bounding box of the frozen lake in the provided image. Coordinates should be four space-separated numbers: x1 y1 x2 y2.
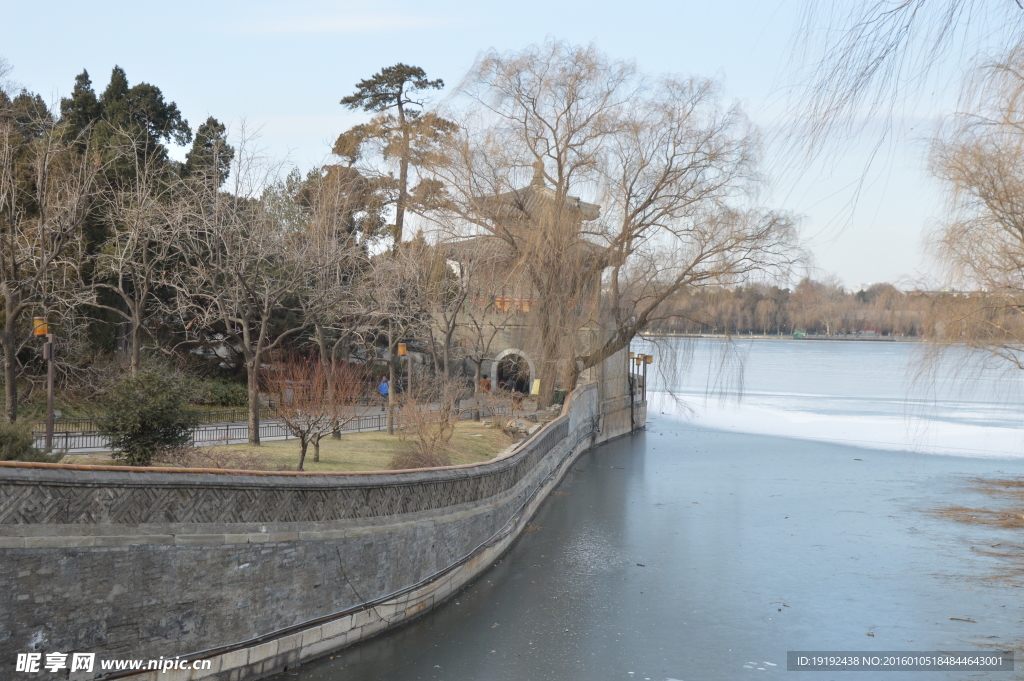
644 338 1024 458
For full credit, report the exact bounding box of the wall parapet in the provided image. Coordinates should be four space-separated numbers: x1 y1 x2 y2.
0 420 570 528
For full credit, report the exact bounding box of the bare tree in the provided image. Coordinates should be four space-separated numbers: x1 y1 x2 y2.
172 132 324 444
754 297 779 335
790 276 847 335
927 45 1024 367
0 58 15 98
434 41 797 404
356 244 436 433
0 92 99 421
794 0 1024 149
462 304 517 395
263 357 366 470
392 377 471 470
91 129 181 375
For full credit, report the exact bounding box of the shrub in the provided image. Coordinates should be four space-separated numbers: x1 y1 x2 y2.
263 359 368 470
99 371 199 466
391 379 470 470
191 378 248 407
153 446 281 471
0 421 63 462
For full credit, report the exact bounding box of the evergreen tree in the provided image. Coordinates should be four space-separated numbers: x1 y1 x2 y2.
184 116 233 186
59 70 101 140
94 66 191 176
58 67 195 355
340 64 447 249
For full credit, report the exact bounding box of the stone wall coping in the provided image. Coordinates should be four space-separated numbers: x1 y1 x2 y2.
0 385 587 490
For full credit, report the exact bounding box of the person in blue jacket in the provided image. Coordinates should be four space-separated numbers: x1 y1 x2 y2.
378 377 389 411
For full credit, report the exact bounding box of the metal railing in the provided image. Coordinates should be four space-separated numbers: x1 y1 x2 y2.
32 411 396 452
36 407 282 433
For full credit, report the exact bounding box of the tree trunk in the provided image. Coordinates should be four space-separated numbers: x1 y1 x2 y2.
317 325 342 439
2 331 17 424
472 359 482 420
129 317 141 377
312 434 320 463
534 309 561 408
386 321 395 434
297 437 308 471
387 358 396 435
394 105 409 250
247 357 261 445
2 294 20 424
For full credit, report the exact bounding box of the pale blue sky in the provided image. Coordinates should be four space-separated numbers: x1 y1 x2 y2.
3 0 950 286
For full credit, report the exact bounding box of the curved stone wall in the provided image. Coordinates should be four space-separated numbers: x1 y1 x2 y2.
0 382 644 681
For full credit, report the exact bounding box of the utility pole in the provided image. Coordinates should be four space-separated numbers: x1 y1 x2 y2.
44 334 54 450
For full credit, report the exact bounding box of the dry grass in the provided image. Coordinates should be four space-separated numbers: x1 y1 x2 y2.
66 420 516 472
935 505 1024 530
932 477 1024 587
934 478 1024 530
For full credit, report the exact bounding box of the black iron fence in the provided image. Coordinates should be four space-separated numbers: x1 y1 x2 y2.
36 407 281 433
32 402 518 452
33 411 395 452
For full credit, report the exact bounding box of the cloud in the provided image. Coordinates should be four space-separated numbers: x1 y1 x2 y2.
241 12 449 35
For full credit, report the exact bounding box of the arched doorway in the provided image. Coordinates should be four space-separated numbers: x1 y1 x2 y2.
495 353 530 394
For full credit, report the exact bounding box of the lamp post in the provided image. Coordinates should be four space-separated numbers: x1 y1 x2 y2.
643 354 653 402
33 318 54 450
634 354 643 397
397 343 410 397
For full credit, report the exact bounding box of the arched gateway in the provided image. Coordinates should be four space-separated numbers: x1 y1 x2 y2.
492 348 534 394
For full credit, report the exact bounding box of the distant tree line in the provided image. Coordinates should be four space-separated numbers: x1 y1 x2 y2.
647 278 939 337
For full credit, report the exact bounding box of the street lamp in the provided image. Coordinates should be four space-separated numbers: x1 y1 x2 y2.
397 343 411 396
634 354 643 396
33 318 54 451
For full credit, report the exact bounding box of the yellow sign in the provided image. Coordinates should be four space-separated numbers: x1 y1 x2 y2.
32 318 47 336
397 343 407 356
530 379 541 395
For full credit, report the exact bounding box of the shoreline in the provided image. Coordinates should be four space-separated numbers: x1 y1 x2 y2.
641 332 917 342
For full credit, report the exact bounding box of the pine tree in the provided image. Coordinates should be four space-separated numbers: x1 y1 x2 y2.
340 64 447 249
59 70 101 140
184 116 234 186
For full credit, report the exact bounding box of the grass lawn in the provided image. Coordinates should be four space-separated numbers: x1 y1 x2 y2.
69 420 517 472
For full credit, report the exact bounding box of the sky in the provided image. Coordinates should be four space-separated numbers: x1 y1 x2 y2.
2 0 956 287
